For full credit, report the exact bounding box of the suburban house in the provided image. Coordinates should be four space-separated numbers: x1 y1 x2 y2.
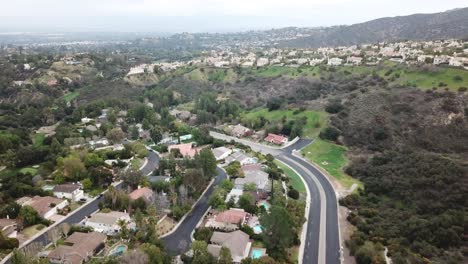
235 169 270 191
48 232 107 264
211 146 233 161
231 124 252 138
129 187 155 203
225 151 257 166
225 188 243 203
17 196 68 220
53 184 84 202
84 211 134 236
264 133 288 145
206 208 248 231
168 143 203 158
0 218 18 238
207 230 252 263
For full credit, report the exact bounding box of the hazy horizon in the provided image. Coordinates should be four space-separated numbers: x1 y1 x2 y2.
1 0 467 34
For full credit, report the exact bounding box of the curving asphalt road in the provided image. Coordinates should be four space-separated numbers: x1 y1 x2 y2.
209 132 341 264
161 167 228 255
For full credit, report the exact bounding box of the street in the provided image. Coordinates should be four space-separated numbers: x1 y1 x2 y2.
210 132 341 264
161 167 227 255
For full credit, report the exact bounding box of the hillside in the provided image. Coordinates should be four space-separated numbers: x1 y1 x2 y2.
281 7 468 47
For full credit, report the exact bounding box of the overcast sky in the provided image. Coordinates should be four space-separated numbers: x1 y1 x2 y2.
1 0 467 33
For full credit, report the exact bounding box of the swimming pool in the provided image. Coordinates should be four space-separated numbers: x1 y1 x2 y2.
251 248 265 259
253 225 263 233
110 245 127 256
260 202 270 210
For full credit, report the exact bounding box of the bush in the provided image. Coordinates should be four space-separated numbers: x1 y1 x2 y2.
152 144 168 153
194 227 213 242
325 101 344 114
287 188 300 200
319 127 341 141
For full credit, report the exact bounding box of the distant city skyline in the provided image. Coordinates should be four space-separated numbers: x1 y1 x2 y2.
1 0 467 33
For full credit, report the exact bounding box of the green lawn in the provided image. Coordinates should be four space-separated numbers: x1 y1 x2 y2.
19 167 38 175
33 133 45 147
301 139 362 189
275 160 306 193
62 91 80 103
241 108 328 138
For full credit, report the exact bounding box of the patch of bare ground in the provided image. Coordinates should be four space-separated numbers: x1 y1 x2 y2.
339 205 356 264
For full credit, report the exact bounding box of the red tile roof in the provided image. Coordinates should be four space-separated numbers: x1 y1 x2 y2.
168 143 202 158
264 133 288 145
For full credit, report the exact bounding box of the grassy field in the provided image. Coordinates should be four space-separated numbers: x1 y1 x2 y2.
33 133 45 147
62 91 80 103
275 160 306 193
301 139 362 189
241 108 328 138
251 66 322 79
329 62 468 91
19 167 38 175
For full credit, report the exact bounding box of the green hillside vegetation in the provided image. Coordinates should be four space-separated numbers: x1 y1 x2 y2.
241 108 328 138
62 91 80 103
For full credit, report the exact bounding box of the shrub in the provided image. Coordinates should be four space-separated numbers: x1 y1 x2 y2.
287 188 300 200
319 127 341 141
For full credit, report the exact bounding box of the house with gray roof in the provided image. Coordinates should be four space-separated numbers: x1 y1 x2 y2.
208 230 252 263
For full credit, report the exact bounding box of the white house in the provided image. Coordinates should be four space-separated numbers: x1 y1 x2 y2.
85 211 135 236
225 151 257 166
212 147 233 161
53 184 84 201
328 57 343 66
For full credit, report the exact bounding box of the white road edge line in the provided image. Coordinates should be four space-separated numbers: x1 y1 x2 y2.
292 151 344 264
281 155 327 264
275 159 311 264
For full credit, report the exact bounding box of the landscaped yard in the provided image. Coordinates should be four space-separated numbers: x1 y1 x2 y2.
22 224 46 238
241 108 328 138
301 139 362 189
274 160 306 194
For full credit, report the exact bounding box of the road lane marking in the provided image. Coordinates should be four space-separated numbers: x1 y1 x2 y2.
281 155 327 264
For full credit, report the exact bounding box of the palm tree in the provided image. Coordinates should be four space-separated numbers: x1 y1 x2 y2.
117 219 128 239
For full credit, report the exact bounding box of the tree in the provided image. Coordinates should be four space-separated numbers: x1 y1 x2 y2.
196 148 218 179
194 227 213 243
119 168 143 189
319 127 341 141
62 156 86 180
225 161 243 178
184 168 206 195
218 247 233 264
84 153 104 168
150 127 163 144
140 243 166 264
191 240 215 264
19 206 41 227
260 206 295 258
238 193 256 214
106 128 125 144
209 187 227 210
